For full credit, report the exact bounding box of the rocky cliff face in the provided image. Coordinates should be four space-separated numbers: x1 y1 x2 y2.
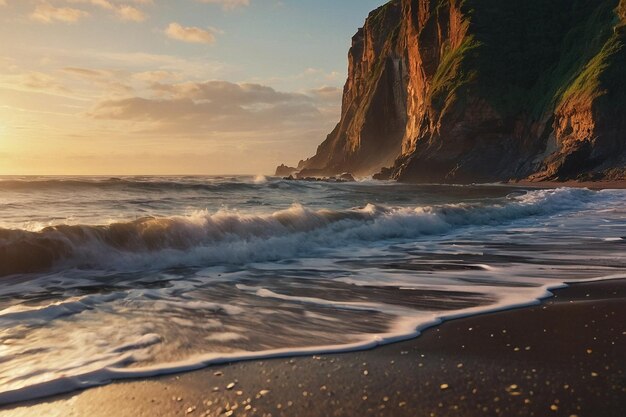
287 0 626 183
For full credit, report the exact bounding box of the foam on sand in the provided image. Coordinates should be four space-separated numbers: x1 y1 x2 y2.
1 275 623 406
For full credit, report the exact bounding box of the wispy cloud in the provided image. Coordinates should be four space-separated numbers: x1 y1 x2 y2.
31 3 89 23
13 72 71 94
196 0 250 11
115 5 145 21
308 86 342 102
62 67 111 78
65 0 148 22
132 70 178 83
165 23 217 45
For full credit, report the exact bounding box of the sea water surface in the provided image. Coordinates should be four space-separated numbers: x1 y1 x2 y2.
0 176 624 404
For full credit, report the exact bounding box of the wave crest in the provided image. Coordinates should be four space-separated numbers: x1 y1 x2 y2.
0 188 602 277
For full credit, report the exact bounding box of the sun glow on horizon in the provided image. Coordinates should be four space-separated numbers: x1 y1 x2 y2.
0 0 386 175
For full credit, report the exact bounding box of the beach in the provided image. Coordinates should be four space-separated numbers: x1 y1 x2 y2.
2 0 626 414
2 278 623 417
0 177 624 415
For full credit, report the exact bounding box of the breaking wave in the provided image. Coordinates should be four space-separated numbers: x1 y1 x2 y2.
0 188 604 277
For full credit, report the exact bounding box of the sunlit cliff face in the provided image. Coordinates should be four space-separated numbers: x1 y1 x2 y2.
0 0 384 175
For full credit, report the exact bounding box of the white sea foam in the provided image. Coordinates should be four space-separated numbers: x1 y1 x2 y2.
1 276 619 406
0 185 624 406
253 175 268 184
0 187 613 277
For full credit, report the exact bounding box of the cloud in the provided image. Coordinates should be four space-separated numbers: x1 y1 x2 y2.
132 70 178 83
115 5 145 21
165 23 217 45
31 3 89 23
196 0 250 11
65 0 147 21
88 80 337 135
308 86 342 102
149 80 309 104
61 66 134 94
17 72 71 94
62 67 111 78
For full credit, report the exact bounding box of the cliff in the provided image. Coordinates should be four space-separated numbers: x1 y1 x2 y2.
285 0 626 183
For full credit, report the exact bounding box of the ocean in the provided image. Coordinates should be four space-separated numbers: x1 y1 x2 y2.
0 175 624 404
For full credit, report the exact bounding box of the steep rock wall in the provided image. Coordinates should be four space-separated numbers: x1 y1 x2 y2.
287 0 626 182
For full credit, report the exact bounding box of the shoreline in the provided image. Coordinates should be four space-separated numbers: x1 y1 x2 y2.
1 278 624 416
508 179 626 190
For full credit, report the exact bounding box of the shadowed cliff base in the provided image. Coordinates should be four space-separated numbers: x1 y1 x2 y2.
280 0 626 184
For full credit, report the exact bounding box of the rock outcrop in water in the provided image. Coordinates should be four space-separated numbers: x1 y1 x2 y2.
282 0 626 183
275 164 298 177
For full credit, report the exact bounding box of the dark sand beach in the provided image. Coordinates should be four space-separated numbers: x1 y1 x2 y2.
2 278 624 417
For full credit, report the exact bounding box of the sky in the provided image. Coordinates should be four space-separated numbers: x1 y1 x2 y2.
0 0 385 175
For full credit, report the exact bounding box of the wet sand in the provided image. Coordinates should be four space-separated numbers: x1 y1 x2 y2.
1 279 624 417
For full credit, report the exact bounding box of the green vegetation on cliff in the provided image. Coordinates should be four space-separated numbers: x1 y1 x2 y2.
450 0 623 117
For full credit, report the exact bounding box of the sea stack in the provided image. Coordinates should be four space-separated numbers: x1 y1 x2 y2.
282 0 626 183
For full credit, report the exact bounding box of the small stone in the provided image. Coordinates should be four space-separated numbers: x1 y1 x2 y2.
259 390 270 396
214 371 224 376
185 406 196 414
440 384 449 390
227 382 236 390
